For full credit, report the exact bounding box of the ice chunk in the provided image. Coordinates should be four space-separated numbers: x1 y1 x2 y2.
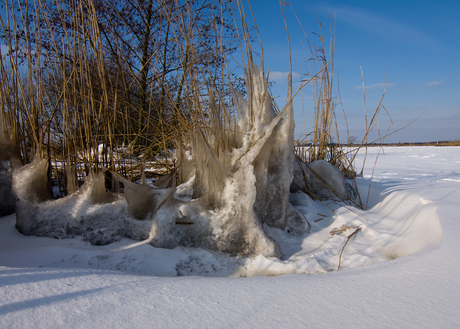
253 70 302 232
292 159 349 200
64 160 78 195
123 177 175 220
147 64 309 257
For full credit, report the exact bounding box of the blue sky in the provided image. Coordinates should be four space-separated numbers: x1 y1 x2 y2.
246 0 460 143
1 1 458 143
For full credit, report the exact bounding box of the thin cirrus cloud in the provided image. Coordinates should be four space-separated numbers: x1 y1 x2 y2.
331 5 439 48
424 81 442 86
355 82 395 90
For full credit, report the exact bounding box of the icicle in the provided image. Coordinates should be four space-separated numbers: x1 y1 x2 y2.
108 172 176 220
65 156 78 195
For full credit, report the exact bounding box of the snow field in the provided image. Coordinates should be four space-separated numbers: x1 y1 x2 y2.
1 146 459 328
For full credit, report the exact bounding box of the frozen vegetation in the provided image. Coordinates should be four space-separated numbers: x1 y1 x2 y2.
9 63 323 258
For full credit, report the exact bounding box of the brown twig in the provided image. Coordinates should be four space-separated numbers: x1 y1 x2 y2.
337 226 361 271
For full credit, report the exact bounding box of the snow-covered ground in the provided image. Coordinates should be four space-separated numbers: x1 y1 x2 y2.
1 146 459 328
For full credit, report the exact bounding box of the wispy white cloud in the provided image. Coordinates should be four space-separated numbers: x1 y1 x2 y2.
424 81 442 86
331 5 439 47
269 71 301 83
355 83 395 90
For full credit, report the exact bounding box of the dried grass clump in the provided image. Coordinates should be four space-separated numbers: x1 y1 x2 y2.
287 5 392 208
1 0 314 257
0 0 240 190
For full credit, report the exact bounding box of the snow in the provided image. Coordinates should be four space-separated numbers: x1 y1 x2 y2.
1 146 460 328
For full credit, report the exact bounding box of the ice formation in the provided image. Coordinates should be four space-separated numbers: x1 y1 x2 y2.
11 62 314 257
139 63 310 256
291 159 350 200
14 161 153 245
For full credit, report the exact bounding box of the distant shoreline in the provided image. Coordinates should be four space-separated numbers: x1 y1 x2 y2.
297 140 460 147
356 141 460 147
